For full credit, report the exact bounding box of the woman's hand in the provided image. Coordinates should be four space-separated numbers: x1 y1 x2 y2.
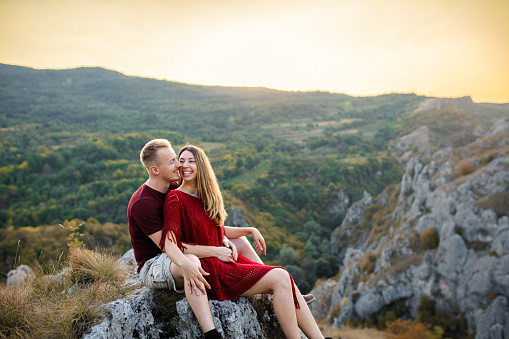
251 228 266 256
222 236 238 261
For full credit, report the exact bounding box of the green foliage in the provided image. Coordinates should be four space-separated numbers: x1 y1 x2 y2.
416 296 472 338
60 219 85 248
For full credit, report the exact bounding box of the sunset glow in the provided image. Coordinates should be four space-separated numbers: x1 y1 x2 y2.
1 0 508 103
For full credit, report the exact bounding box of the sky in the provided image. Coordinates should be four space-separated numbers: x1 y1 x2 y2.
1 0 508 103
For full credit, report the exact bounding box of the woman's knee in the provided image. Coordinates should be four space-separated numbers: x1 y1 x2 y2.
271 268 292 289
232 236 250 251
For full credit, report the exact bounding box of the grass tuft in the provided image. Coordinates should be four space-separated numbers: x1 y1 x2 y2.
0 286 31 337
69 247 128 285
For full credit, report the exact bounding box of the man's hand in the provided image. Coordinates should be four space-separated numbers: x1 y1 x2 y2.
251 228 266 256
223 236 238 261
180 257 211 296
214 246 236 262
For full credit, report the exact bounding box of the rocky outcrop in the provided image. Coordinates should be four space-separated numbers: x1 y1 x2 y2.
315 120 509 339
331 191 372 261
82 249 291 339
83 287 285 339
6 264 34 287
225 205 250 228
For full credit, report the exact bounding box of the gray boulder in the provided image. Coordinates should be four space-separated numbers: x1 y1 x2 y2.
83 289 290 339
475 296 509 339
6 264 34 287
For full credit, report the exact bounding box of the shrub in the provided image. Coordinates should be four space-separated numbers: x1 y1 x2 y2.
360 251 377 274
330 302 341 319
384 318 429 338
458 162 473 176
420 227 439 250
378 311 398 330
360 260 375 274
416 296 472 338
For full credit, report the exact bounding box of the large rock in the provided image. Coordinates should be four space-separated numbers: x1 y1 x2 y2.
474 296 509 339
83 290 290 339
82 250 293 338
225 205 250 228
178 296 269 338
6 264 34 287
83 287 163 339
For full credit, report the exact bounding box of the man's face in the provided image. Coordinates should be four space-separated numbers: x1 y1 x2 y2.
154 147 181 182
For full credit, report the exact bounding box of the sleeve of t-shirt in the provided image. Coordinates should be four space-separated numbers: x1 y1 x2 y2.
131 198 163 236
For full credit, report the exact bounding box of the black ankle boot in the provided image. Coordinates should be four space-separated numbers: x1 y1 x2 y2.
204 328 223 339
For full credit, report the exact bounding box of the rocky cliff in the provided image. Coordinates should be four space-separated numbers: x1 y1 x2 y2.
311 118 509 339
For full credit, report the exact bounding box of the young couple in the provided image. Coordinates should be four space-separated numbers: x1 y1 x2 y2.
128 139 326 339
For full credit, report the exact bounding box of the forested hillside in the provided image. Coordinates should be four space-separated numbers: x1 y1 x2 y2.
1 63 508 291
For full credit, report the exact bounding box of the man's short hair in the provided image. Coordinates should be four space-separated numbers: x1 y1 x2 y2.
140 139 172 170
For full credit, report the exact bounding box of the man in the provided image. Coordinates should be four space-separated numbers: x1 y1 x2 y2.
128 139 314 339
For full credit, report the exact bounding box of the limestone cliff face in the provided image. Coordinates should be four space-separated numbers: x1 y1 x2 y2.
312 118 509 339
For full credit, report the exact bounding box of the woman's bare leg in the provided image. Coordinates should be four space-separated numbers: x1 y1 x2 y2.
171 254 216 333
240 268 324 339
294 285 324 338
230 236 264 264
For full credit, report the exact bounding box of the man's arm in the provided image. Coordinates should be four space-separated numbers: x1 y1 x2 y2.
223 226 266 256
183 243 236 262
148 228 236 262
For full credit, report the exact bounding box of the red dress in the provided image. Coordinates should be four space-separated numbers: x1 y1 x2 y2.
162 190 299 308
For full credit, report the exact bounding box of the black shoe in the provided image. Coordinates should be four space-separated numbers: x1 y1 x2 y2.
303 294 316 304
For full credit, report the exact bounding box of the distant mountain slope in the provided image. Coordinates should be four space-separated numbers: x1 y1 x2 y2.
1 63 508 295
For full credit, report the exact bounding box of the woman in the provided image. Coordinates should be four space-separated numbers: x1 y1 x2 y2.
162 145 325 339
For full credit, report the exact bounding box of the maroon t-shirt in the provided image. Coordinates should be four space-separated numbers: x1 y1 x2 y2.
128 182 178 272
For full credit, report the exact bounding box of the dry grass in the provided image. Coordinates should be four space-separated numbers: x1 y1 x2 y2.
475 191 509 218
69 247 128 285
360 252 377 274
0 286 31 337
0 248 131 338
319 324 386 339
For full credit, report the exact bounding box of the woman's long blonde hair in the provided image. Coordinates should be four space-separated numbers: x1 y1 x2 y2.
179 145 227 226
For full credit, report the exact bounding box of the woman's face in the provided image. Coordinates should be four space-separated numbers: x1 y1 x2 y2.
179 150 198 182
